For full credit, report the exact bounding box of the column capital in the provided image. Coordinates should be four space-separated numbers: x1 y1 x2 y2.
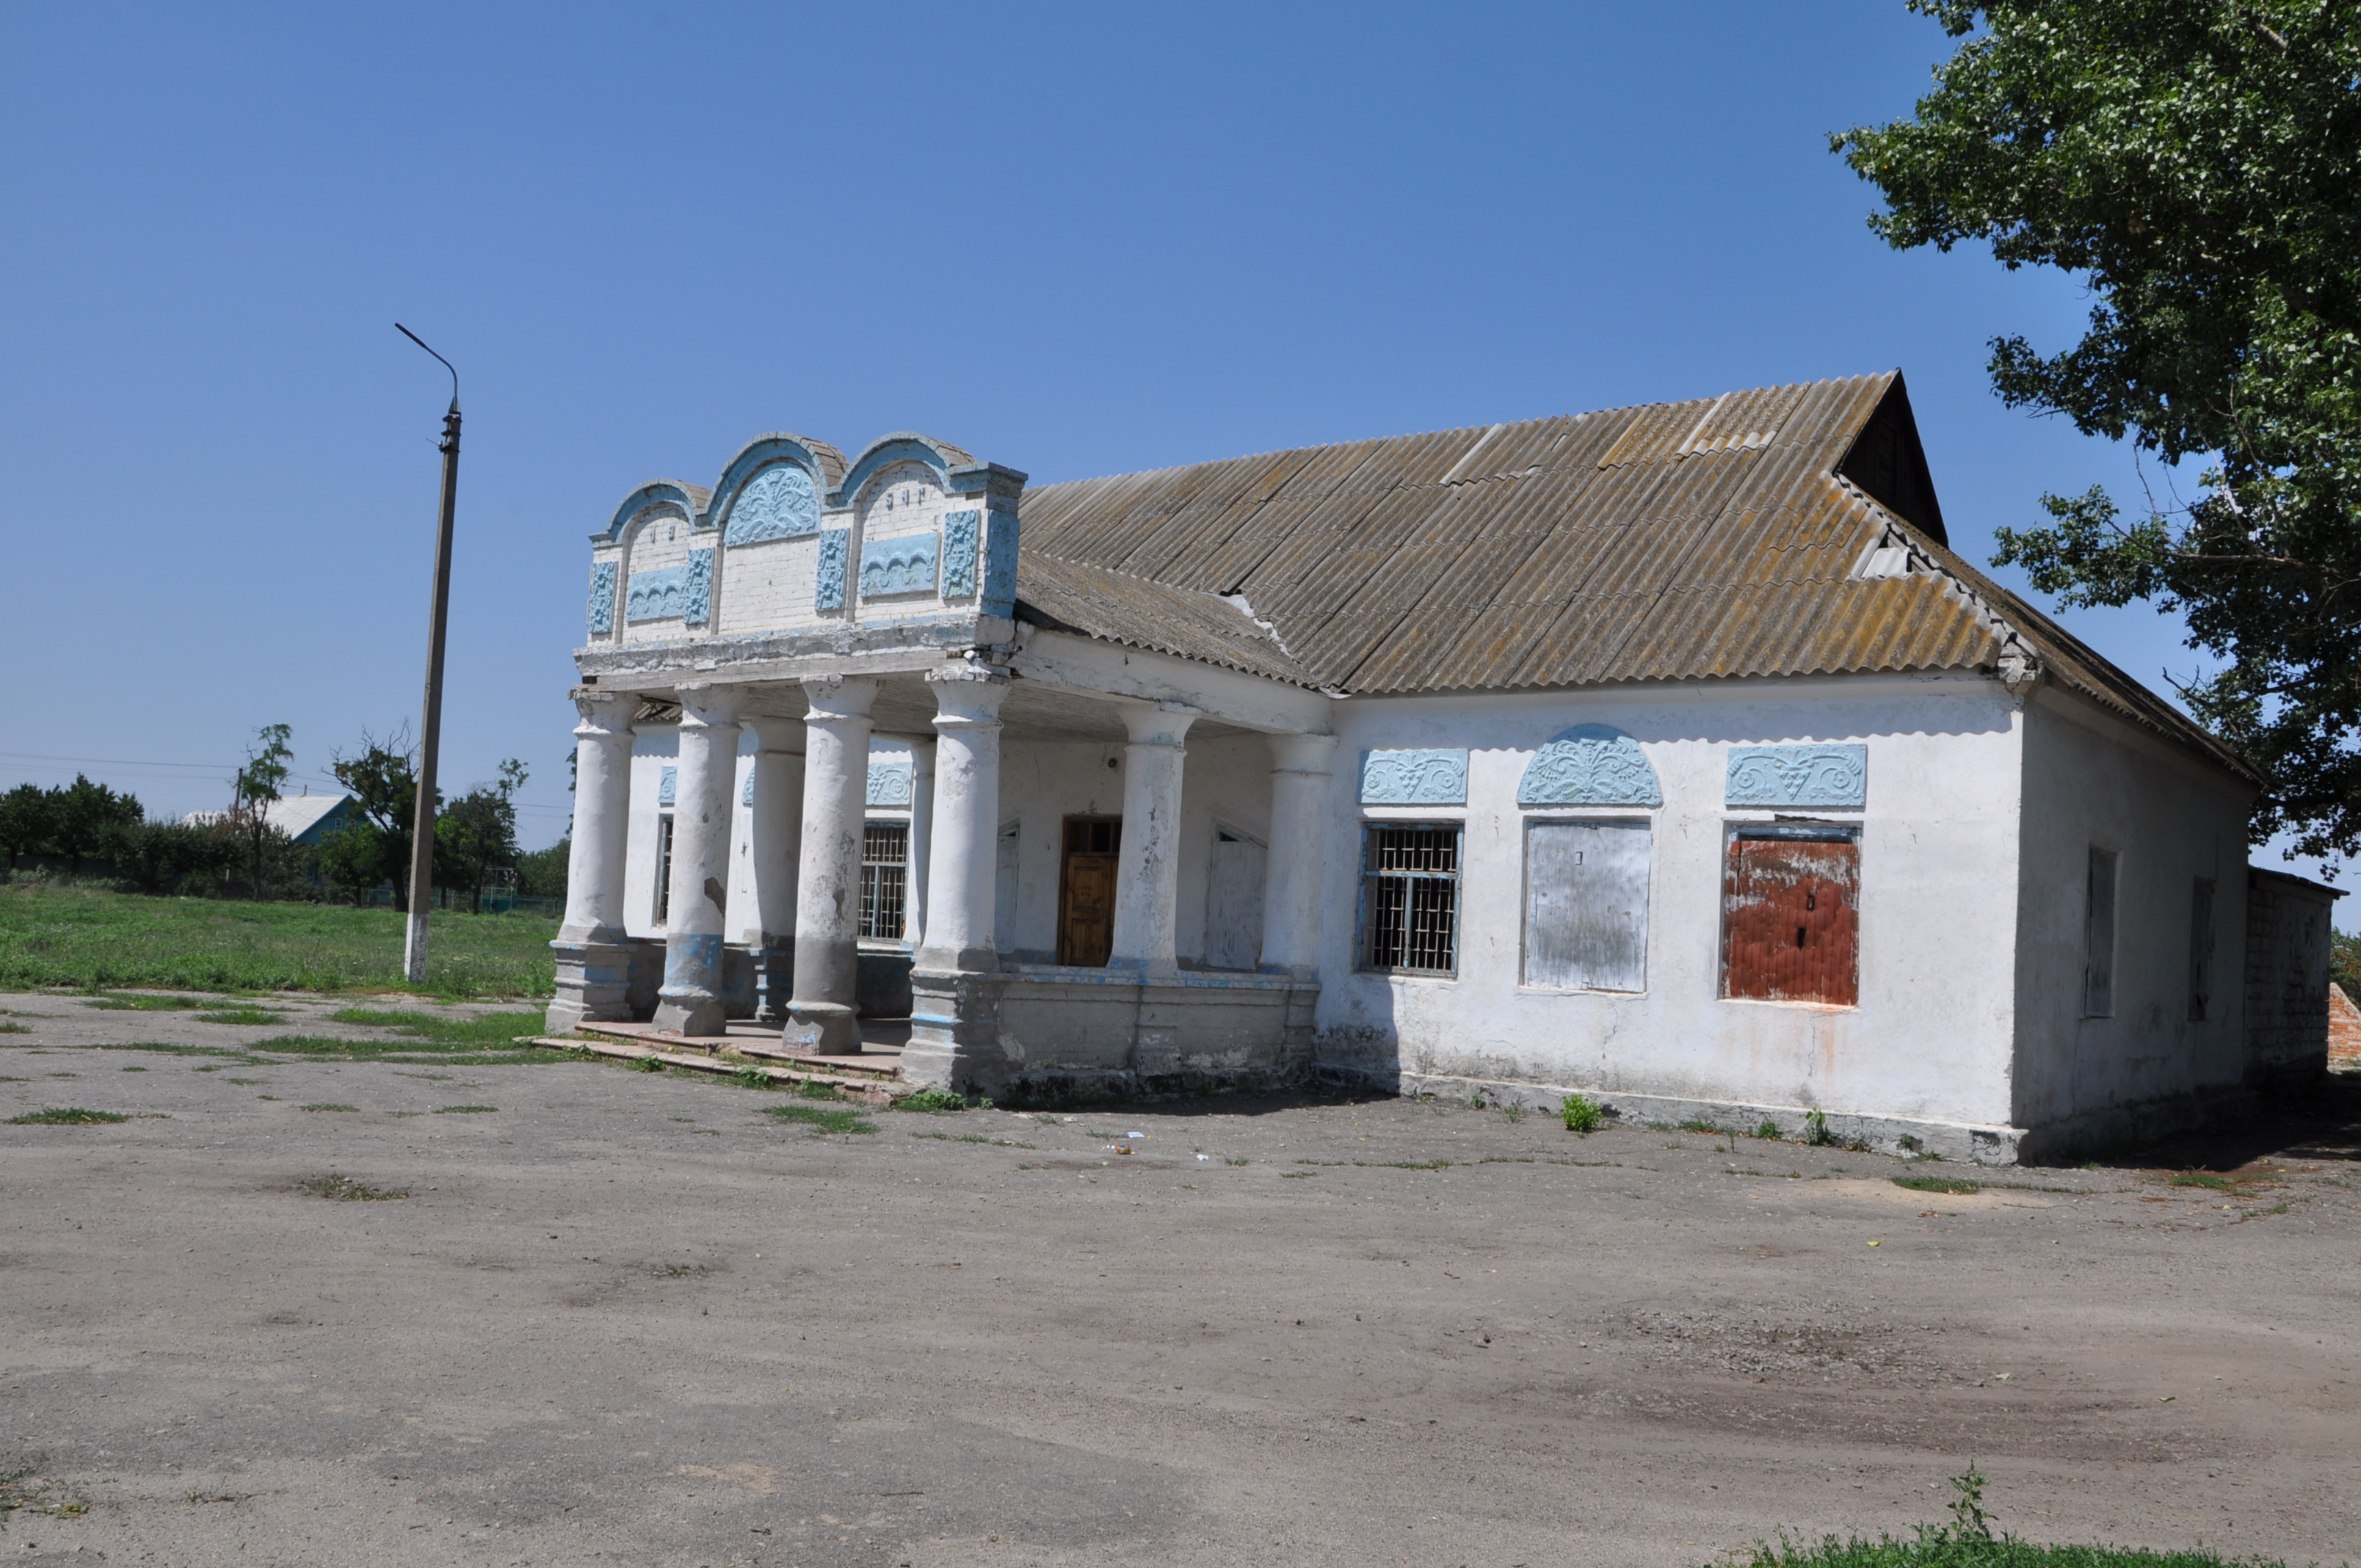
927 661 1010 727
801 674 878 724
1119 700 1197 749
570 686 635 736
1267 731 1338 775
745 715 807 754
674 683 747 727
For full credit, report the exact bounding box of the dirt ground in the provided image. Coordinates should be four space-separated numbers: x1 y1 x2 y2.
3 992 2358 1568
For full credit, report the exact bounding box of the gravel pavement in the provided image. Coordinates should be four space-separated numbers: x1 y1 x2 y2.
2 991 2357 1567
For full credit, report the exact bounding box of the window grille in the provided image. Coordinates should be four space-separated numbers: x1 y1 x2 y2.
653 814 675 926
1360 824 1459 976
860 819 910 940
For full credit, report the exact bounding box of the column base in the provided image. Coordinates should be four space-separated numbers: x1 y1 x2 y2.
902 969 1009 1095
752 943 795 1025
652 932 729 1038
782 1001 862 1054
547 938 636 1034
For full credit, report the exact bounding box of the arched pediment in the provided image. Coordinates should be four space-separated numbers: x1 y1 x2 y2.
833 432 976 507
593 480 701 545
709 433 848 545
1517 724 1661 807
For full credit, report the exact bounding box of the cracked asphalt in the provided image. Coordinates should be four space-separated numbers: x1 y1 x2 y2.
2 990 2357 1567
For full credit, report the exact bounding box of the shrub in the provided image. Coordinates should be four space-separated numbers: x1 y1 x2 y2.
1755 1118 1782 1140
1561 1093 1604 1133
892 1088 968 1113
1805 1108 1835 1147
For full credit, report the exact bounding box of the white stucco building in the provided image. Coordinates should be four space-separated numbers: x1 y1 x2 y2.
550 374 2335 1162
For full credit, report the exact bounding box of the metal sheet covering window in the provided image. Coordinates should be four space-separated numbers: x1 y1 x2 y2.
1720 826 1858 1006
860 820 910 942
1360 824 1460 976
653 815 675 928
1523 820 1650 992
2083 846 2119 1018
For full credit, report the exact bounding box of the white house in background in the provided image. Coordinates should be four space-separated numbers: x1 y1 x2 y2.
548 373 2337 1163
184 791 363 846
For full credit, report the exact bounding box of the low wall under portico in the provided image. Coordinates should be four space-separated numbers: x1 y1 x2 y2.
905 966 1318 1098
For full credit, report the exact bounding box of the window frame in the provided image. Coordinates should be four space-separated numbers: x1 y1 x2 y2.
859 816 911 943
2083 845 2119 1020
653 812 675 927
1356 820 1463 979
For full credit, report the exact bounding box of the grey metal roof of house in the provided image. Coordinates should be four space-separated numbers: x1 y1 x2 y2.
1015 372 2251 781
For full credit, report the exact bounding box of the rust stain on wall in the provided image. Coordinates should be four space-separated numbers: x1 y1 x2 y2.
1722 837 1859 1006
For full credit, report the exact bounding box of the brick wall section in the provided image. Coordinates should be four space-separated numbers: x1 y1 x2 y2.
2330 984 2361 1069
2244 867 2340 1085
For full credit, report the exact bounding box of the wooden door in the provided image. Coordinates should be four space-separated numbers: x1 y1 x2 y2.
1720 833 1858 1006
1057 817 1122 967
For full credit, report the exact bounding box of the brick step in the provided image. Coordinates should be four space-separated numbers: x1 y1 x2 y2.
523 1037 897 1104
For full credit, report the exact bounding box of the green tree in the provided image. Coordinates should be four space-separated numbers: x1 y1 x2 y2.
435 759 527 912
51 774 143 875
1833 1 2361 864
108 818 239 896
0 783 56 872
330 730 435 912
514 836 570 903
229 724 294 899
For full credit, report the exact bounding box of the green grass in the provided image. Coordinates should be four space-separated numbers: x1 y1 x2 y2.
760 1103 877 1135
85 992 208 1011
0 1022 28 1034
193 1006 291 1026
1895 1175 1983 1196
300 1103 360 1113
1731 1537 2291 1566
7 1107 127 1125
0 883 557 997
891 1088 969 1113
242 1009 549 1066
2168 1171 2240 1191
432 1104 496 1114
82 1041 271 1065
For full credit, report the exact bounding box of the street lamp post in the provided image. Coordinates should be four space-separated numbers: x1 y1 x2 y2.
396 323 461 987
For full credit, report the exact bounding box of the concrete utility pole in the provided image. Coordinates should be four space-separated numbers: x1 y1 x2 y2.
396 324 461 987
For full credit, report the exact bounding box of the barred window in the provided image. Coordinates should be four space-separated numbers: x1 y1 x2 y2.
1360 824 1459 976
860 819 910 941
653 814 675 926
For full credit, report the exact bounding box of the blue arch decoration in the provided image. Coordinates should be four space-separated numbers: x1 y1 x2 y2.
592 480 700 545
1517 724 1661 807
709 433 844 545
833 432 971 508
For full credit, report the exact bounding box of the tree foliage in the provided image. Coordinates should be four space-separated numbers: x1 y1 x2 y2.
229 724 294 899
330 729 434 912
436 759 528 912
1833 0 2361 863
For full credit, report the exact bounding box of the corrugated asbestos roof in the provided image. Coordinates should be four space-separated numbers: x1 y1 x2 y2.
1013 372 2249 780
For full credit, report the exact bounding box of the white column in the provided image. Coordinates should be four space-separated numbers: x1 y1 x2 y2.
1259 733 1338 977
905 738 937 953
915 666 1008 974
786 675 877 1053
744 716 805 1023
546 689 637 1033
651 686 744 1037
1109 702 1197 974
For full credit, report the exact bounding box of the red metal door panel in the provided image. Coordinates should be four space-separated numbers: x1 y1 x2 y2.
1722 836 1858 1006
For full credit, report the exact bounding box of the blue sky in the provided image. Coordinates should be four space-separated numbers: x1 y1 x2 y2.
0 4 2317 884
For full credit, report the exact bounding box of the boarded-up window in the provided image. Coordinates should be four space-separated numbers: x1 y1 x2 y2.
1203 828 1267 971
1360 825 1459 975
1720 829 1859 1006
859 820 909 940
2084 846 2119 1018
2188 876 2216 1022
1523 821 1650 992
993 821 1021 953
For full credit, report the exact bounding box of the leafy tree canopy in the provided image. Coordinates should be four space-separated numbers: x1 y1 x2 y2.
1833 0 2361 863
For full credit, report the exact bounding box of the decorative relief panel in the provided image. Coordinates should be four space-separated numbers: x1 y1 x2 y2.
860 531 939 598
657 766 678 807
1517 724 1661 807
982 507 1020 618
741 764 756 807
625 566 686 623
1360 748 1468 806
866 757 913 807
683 548 714 625
1725 744 1868 808
722 465 820 545
941 509 980 598
587 561 617 634
815 529 849 611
